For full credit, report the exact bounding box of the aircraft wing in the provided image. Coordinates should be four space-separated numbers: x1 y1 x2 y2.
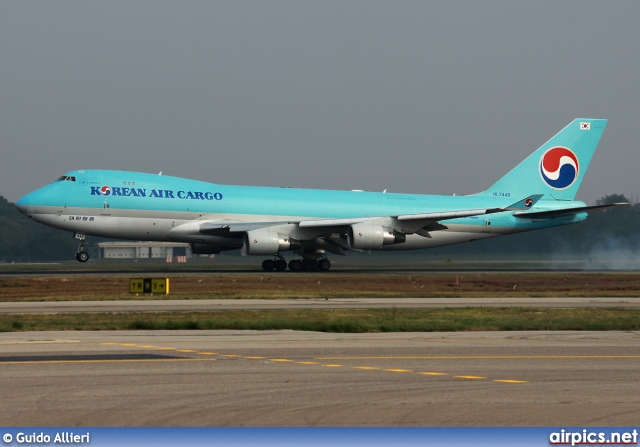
172 195 543 248
361 194 544 235
300 194 543 227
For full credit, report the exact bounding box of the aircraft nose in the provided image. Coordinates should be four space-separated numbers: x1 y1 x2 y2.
15 194 29 215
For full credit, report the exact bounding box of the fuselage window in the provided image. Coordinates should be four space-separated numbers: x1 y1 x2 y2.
56 176 77 182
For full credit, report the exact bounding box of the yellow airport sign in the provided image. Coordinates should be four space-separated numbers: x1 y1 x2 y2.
129 278 170 295
151 278 170 294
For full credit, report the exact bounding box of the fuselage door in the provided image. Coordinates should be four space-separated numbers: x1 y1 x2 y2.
100 200 111 216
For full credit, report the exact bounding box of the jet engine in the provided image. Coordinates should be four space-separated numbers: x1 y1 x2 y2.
347 223 406 250
243 229 301 255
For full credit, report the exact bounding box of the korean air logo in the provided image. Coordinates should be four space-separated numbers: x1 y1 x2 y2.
539 147 579 190
524 198 534 208
99 186 112 196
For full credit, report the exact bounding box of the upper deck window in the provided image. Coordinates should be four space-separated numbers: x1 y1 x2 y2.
56 176 76 182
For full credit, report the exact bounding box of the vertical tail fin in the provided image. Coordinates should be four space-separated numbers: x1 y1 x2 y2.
483 119 607 201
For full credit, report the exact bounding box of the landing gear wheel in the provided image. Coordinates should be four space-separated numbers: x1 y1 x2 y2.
303 259 318 272
262 259 275 271
318 258 331 271
288 259 303 272
76 251 89 263
274 259 288 271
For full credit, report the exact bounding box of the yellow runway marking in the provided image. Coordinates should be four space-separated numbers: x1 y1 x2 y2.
96 342 528 384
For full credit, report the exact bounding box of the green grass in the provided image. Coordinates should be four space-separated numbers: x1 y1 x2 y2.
2 308 640 332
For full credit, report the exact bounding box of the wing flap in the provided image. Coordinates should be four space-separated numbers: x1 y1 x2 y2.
299 217 374 227
199 221 295 235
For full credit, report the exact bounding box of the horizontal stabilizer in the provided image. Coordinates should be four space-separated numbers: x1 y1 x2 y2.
513 203 628 219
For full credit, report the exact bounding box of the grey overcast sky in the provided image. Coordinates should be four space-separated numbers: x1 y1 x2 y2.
1 1 639 204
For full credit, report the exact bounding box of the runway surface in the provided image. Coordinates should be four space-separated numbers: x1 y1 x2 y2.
1 330 639 426
3 296 640 314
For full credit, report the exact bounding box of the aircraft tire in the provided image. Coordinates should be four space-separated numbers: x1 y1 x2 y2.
318 258 331 271
303 259 318 272
76 251 89 263
288 259 303 272
262 259 275 271
274 259 287 271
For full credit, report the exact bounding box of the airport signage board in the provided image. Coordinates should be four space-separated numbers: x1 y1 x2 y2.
129 278 170 295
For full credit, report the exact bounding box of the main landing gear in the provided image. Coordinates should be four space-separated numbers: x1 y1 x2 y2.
261 252 331 272
261 254 288 272
74 233 89 263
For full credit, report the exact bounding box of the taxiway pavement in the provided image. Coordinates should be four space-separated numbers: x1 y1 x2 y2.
2 296 640 314
1 330 639 426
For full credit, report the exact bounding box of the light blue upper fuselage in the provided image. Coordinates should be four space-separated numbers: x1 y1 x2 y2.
20 170 510 218
17 169 586 238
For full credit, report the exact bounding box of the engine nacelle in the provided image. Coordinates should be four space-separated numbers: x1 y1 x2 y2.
243 229 300 256
347 223 406 250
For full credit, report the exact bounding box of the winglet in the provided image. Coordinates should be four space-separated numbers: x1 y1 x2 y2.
487 194 543 213
505 194 544 210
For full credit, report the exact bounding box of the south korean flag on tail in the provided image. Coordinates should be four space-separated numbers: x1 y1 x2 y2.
580 122 591 130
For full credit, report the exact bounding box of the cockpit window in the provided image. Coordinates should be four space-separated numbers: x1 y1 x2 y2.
56 176 76 182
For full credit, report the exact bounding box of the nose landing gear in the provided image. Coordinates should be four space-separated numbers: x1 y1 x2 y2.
74 233 90 262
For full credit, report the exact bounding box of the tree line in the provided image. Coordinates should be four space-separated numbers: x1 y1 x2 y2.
0 196 80 262
1 194 638 262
